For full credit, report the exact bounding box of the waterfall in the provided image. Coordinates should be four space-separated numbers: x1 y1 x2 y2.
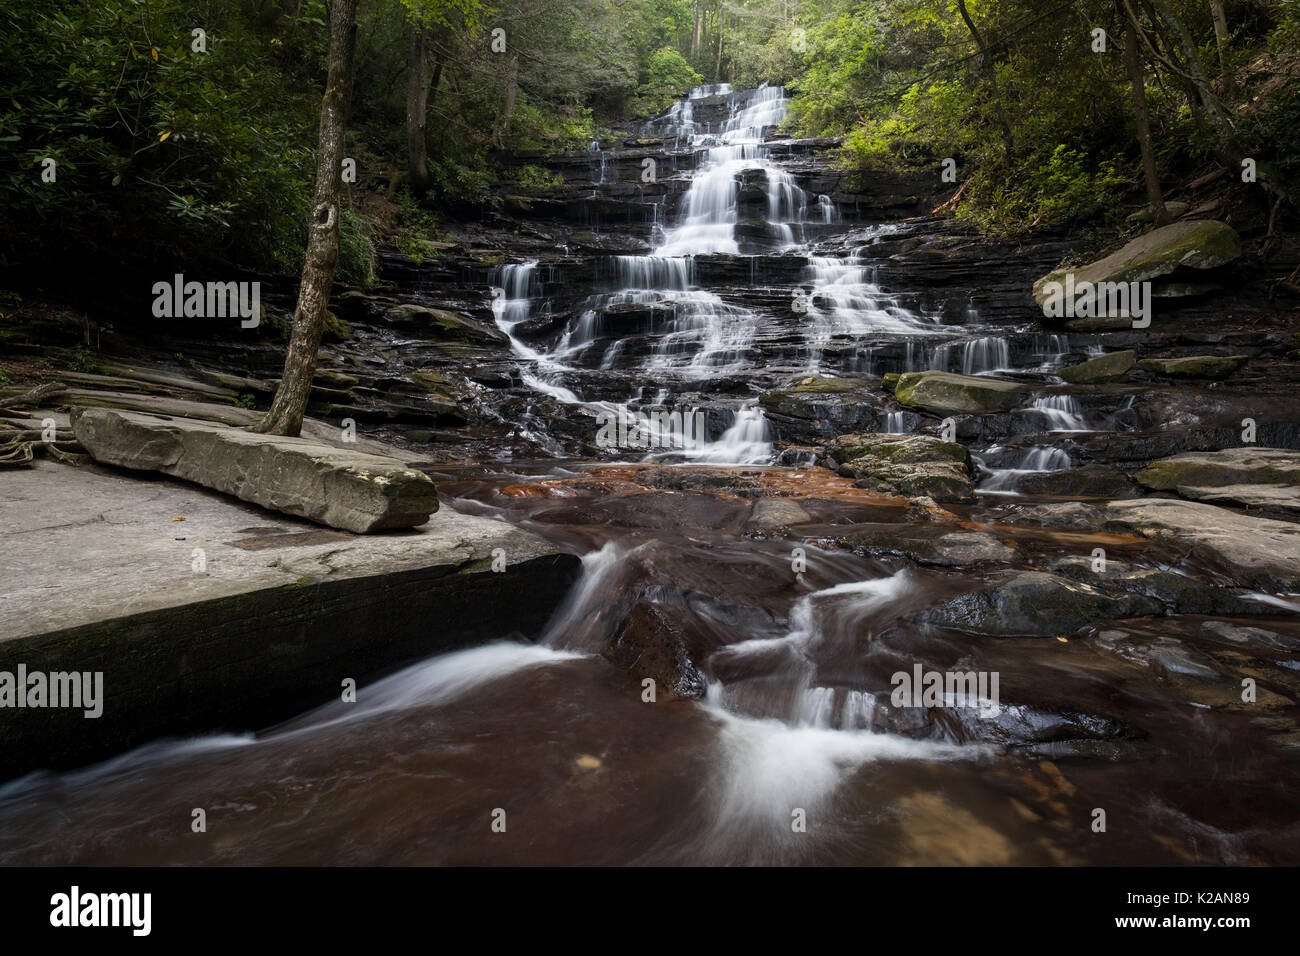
1030 394 1087 432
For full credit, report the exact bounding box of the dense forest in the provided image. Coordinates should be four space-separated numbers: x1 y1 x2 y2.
2 0 1296 283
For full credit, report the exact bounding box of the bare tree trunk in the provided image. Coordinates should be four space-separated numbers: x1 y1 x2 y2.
1122 6 1168 222
497 54 519 147
252 0 358 437
406 23 432 194
1209 0 1236 97
955 0 1015 158
715 4 724 78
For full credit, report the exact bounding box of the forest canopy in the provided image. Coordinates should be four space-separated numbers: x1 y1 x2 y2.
1 0 1295 278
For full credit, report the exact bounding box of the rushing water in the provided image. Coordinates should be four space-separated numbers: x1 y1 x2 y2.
3 85 1298 866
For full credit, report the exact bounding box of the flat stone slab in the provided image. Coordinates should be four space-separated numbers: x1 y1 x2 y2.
1176 483 1300 518
1013 497 1300 591
1138 355 1247 379
1137 447 1300 490
72 406 439 533
0 460 579 777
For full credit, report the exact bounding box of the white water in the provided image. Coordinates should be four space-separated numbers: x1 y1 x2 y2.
1030 394 1087 432
979 445 1074 493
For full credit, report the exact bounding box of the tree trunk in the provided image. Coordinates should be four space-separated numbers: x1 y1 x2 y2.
715 4 724 78
1122 6 1168 222
497 54 519 147
955 0 1015 158
252 0 359 437
1208 0 1236 97
406 23 432 194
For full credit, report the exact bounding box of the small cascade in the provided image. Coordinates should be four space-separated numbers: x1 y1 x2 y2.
978 445 1073 493
1030 394 1087 432
669 405 774 465
930 336 1011 375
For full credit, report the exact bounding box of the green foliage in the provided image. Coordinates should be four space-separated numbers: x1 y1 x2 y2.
336 208 377 287
0 0 320 272
237 393 256 409
512 165 565 189
635 47 703 115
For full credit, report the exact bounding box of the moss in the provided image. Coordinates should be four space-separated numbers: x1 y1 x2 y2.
895 371 1024 415
322 311 353 343
1059 349 1134 384
792 376 871 393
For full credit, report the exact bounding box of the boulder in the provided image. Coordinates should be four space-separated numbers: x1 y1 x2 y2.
824 432 976 503
1033 220 1242 308
71 407 439 533
920 570 1162 637
1058 350 1135 384
1137 355 1247 379
893 371 1026 417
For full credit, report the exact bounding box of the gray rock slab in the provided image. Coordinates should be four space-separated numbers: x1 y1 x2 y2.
72 406 438 533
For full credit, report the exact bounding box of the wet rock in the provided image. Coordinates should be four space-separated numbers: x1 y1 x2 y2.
1094 631 1228 682
1016 463 1140 498
920 571 1162 637
603 602 711 699
1044 556 1261 615
1199 620 1300 653
894 371 1026 417
1138 355 1247 379
71 407 440 533
1058 350 1135 384
834 527 1016 567
758 386 882 444
747 498 813 528
1033 220 1242 309
1013 498 1300 591
824 433 976 503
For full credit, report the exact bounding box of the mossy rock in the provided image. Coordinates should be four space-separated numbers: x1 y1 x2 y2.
824 433 975 503
791 376 872 393
322 311 353 343
1033 220 1242 309
1136 448 1300 491
383 304 508 346
1058 349 1135 384
894 371 1025 416
1137 355 1246 379
882 373 902 392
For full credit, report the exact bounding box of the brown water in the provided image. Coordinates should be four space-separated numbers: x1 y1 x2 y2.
2 462 1298 866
